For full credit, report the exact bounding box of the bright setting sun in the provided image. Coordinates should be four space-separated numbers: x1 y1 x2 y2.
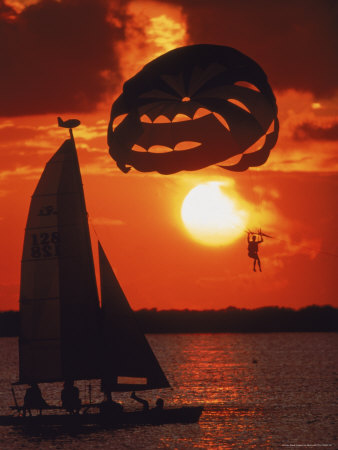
181 182 248 246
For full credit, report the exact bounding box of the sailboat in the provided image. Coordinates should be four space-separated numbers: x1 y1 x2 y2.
1 120 202 427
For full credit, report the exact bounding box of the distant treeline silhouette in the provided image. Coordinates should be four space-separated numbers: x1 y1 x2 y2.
136 306 338 333
0 306 337 336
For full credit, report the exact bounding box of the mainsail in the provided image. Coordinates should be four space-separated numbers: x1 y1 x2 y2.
19 138 101 383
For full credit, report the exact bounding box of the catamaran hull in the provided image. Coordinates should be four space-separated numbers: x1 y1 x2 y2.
0 406 203 427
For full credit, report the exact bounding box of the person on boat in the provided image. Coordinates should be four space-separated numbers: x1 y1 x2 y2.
61 380 81 414
131 391 149 411
99 379 123 415
153 398 164 411
100 390 123 415
23 383 48 416
247 232 263 272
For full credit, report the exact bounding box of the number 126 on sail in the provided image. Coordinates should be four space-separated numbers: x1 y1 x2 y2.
30 232 60 258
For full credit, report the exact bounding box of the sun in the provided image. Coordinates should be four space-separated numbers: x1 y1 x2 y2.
181 182 247 246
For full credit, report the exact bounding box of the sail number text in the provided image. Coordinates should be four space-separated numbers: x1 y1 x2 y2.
38 205 57 216
31 232 60 258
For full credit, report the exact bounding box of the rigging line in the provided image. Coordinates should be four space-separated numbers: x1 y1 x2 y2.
248 168 263 228
88 214 99 239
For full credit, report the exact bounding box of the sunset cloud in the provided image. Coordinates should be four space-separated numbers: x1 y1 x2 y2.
76 123 108 141
293 122 338 141
81 159 117 176
166 0 338 98
1 0 337 124
0 165 42 180
0 0 128 116
91 217 125 226
116 0 188 82
274 237 322 261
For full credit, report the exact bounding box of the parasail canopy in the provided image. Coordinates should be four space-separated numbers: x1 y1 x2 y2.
108 44 279 175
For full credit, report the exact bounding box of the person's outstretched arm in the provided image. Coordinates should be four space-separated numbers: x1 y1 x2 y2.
131 391 149 410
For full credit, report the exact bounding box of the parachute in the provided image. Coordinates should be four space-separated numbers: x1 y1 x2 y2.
108 44 279 175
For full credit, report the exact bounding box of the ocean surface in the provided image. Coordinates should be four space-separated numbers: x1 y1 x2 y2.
0 334 337 449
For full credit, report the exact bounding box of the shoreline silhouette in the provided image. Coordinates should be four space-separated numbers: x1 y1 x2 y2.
0 305 337 336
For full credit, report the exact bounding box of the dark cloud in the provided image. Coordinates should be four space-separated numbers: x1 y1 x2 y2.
0 0 15 20
293 122 338 141
1 0 337 117
168 0 338 98
0 0 128 116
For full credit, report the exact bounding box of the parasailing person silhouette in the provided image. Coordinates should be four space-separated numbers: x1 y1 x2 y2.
57 116 81 141
246 228 273 272
245 175 275 273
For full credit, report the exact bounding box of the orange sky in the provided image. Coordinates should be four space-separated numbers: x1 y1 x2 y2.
0 0 337 311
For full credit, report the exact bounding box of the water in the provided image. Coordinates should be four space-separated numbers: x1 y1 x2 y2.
0 334 337 449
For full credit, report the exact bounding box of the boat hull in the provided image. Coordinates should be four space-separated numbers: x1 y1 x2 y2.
0 406 203 427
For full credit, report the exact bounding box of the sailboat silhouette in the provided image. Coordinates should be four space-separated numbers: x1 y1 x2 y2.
2 119 202 427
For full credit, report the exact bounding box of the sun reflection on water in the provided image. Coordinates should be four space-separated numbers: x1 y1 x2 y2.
0 333 336 449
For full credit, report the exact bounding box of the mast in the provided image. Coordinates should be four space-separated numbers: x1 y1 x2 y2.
99 242 170 391
19 128 101 383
